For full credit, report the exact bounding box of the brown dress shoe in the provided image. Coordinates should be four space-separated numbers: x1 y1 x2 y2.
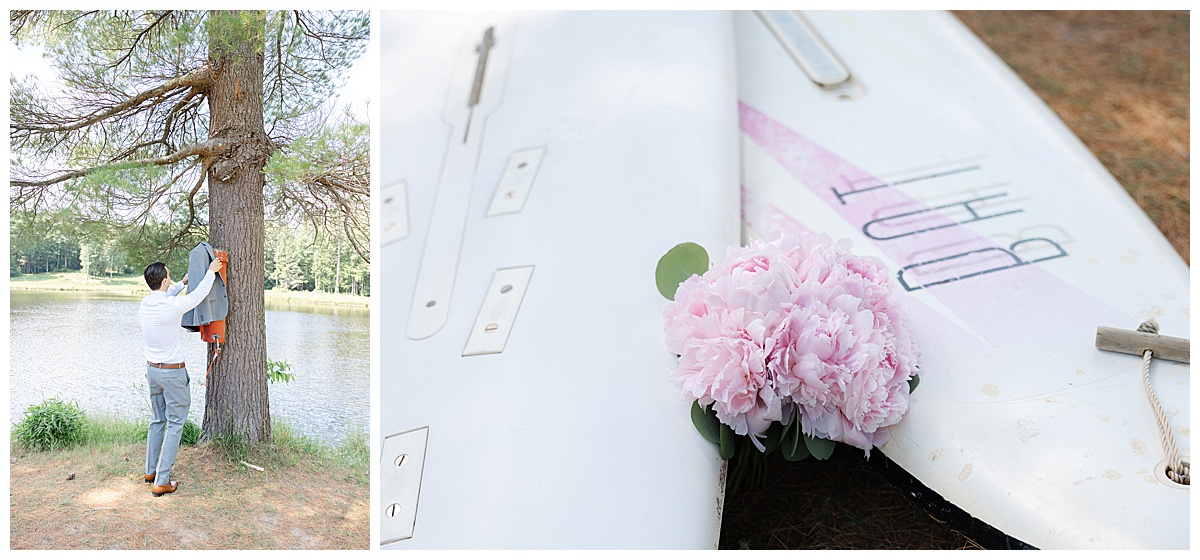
144 473 155 484
151 481 179 497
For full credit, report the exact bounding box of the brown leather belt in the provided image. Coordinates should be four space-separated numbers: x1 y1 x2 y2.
148 362 186 370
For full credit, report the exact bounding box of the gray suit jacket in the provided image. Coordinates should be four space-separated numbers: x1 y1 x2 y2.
181 241 229 329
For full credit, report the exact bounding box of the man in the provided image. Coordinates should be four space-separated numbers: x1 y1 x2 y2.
139 257 222 497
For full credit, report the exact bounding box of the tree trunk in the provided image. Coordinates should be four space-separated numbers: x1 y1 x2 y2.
334 235 342 295
201 10 273 444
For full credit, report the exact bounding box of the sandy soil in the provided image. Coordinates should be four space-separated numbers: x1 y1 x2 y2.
9 443 368 549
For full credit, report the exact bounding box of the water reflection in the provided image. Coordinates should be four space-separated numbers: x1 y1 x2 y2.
8 290 368 444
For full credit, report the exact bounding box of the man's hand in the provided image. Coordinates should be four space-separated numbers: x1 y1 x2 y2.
208 259 222 273
182 273 189 286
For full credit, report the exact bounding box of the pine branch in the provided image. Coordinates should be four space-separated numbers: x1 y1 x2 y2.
10 138 231 188
11 66 212 137
106 11 174 70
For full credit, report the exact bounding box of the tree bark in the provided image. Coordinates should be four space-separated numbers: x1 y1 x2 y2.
335 235 342 295
201 10 273 444
313 243 320 292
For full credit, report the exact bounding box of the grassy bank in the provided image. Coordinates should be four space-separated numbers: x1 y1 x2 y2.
263 287 369 307
8 272 369 307
10 413 368 550
8 271 144 293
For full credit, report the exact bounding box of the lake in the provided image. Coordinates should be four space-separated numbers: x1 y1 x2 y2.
8 290 369 445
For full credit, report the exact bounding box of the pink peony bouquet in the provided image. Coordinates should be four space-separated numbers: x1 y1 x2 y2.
657 233 919 460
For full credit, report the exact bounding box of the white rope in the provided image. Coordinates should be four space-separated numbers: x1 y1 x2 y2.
1138 320 1189 485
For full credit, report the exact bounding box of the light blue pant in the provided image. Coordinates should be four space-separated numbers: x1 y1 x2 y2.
145 364 191 486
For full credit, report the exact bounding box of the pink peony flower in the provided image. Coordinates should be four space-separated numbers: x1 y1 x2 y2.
663 233 919 454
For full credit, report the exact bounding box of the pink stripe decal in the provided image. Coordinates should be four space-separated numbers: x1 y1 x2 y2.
740 101 987 263
739 100 1127 356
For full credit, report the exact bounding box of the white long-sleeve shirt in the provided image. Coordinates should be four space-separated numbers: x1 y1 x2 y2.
139 270 217 364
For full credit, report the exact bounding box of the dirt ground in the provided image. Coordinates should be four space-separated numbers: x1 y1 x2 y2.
957 10 1189 262
9 442 368 549
718 11 1189 550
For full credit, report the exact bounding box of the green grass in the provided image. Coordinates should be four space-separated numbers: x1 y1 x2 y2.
263 288 368 307
210 420 369 485
9 271 145 293
15 411 363 484
81 414 150 446
86 415 373 486
23 411 202 452
13 398 86 451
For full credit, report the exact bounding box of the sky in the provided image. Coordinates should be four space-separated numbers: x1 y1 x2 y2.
8 32 377 123
3 14 379 292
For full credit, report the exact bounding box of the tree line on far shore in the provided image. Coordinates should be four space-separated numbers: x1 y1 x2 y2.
9 210 369 296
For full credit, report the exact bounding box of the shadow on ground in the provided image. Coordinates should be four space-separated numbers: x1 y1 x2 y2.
9 443 368 549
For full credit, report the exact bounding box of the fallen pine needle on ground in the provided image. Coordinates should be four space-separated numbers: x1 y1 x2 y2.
10 422 367 550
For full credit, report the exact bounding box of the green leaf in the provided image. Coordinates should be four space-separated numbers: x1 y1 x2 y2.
690 401 721 444
908 373 920 393
805 434 836 460
719 422 736 460
780 411 810 462
760 421 784 456
781 406 797 435
727 434 770 494
655 242 709 300
266 358 296 383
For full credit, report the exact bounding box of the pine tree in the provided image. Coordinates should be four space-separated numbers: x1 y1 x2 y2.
9 10 369 444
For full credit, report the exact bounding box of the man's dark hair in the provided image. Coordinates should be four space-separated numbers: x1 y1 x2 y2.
144 262 168 290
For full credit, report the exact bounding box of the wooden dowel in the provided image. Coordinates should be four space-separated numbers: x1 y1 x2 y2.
1096 326 1190 364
